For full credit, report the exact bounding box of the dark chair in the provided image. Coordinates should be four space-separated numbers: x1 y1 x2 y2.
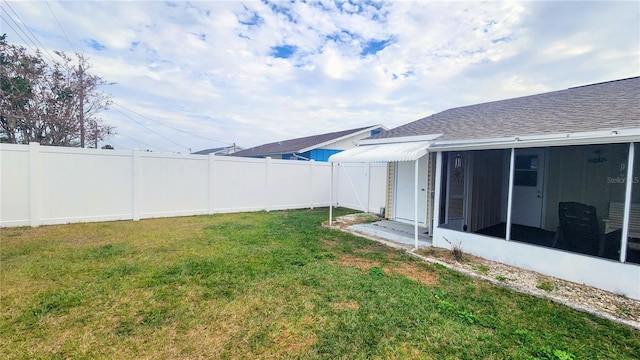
556 202 621 259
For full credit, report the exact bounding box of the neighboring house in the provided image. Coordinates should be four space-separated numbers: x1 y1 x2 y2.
330 77 640 299
231 125 387 161
192 144 243 156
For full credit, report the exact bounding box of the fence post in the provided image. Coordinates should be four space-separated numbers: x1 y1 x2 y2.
309 160 315 209
29 142 41 227
366 162 371 213
208 154 216 214
335 163 340 207
265 157 271 211
132 149 141 221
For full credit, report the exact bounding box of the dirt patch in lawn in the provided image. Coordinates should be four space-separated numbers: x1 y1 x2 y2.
337 254 439 286
331 300 360 311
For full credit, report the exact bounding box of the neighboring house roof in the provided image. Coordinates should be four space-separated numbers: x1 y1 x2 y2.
371 77 639 142
192 145 243 155
232 125 385 157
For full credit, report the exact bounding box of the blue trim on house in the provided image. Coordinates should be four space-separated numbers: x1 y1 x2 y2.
253 149 343 161
309 149 341 162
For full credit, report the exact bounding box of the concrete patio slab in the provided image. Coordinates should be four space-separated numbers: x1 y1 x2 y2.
347 220 431 249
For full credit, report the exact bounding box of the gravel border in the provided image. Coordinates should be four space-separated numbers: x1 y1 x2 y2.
407 250 640 330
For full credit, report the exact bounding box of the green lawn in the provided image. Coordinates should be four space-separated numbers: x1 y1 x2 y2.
1 208 638 359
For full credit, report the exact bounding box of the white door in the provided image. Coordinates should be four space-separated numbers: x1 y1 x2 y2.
394 157 427 224
511 149 545 228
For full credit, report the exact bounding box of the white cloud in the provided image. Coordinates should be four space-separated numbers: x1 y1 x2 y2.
1 0 638 152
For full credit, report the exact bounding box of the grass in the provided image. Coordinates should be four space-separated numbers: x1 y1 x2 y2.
1 208 639 359
537 279 555 292
471 264 489 275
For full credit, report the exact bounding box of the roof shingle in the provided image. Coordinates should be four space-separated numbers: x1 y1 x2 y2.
372 77 640 142
233 126 380 157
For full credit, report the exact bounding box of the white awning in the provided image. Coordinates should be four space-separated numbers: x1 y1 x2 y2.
328 141 430 163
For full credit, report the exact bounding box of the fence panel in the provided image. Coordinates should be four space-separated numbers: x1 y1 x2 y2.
335 162 387 214
38 147 134 225
0 143 387 227
268 159 321 210
0 144 31 226
138 152 209 217
211 156 270 213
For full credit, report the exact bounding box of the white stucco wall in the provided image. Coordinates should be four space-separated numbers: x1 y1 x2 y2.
432 227 640 300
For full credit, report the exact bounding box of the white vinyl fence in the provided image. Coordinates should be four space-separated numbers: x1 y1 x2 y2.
0 143 386 227
334 162 388 214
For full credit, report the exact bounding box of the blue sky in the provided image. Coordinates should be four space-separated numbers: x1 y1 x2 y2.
1 1 638 153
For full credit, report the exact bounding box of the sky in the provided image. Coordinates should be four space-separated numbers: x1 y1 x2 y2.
1 1 638 153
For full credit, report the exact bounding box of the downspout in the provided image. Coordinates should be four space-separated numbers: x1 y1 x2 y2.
292 152 310 161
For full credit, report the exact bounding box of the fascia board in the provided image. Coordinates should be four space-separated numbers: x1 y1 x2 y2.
298 124 388 153
358 134 443 145
428 128 640 152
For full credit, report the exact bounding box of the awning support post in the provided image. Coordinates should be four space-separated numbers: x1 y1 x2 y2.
329 162 334 226
414 158 419 249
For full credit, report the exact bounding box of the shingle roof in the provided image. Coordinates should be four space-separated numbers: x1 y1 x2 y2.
372 77 640 142
232 125 380 157
192 147 226 155
192 145 242 155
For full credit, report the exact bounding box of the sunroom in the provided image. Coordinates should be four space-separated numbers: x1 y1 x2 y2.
431 132 640 299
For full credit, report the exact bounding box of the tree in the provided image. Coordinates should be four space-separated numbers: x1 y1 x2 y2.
0 34 114 147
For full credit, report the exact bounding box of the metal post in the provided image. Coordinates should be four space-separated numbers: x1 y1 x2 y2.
414 158 419 249
366 162 371 213
620 142 635 262
329 162 333 226
432 152 443 247
506 148 516 241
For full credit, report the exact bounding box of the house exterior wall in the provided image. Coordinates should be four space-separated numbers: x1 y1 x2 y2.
308 149 342 161
433 227 640 299
383 153 437 232
385 162 395 219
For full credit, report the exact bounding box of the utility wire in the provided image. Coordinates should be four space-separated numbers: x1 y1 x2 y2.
45 0 77 53
109 135 168 153
110 107 191 152
0 13 40 55
111 101 233 146
1 0 58 64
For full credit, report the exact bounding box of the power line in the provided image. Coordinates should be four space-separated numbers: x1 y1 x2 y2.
109 135 169 152
45 0 77 53
111 101 233 146
1 0 58 64
110 107 191 152
0 13 40 55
